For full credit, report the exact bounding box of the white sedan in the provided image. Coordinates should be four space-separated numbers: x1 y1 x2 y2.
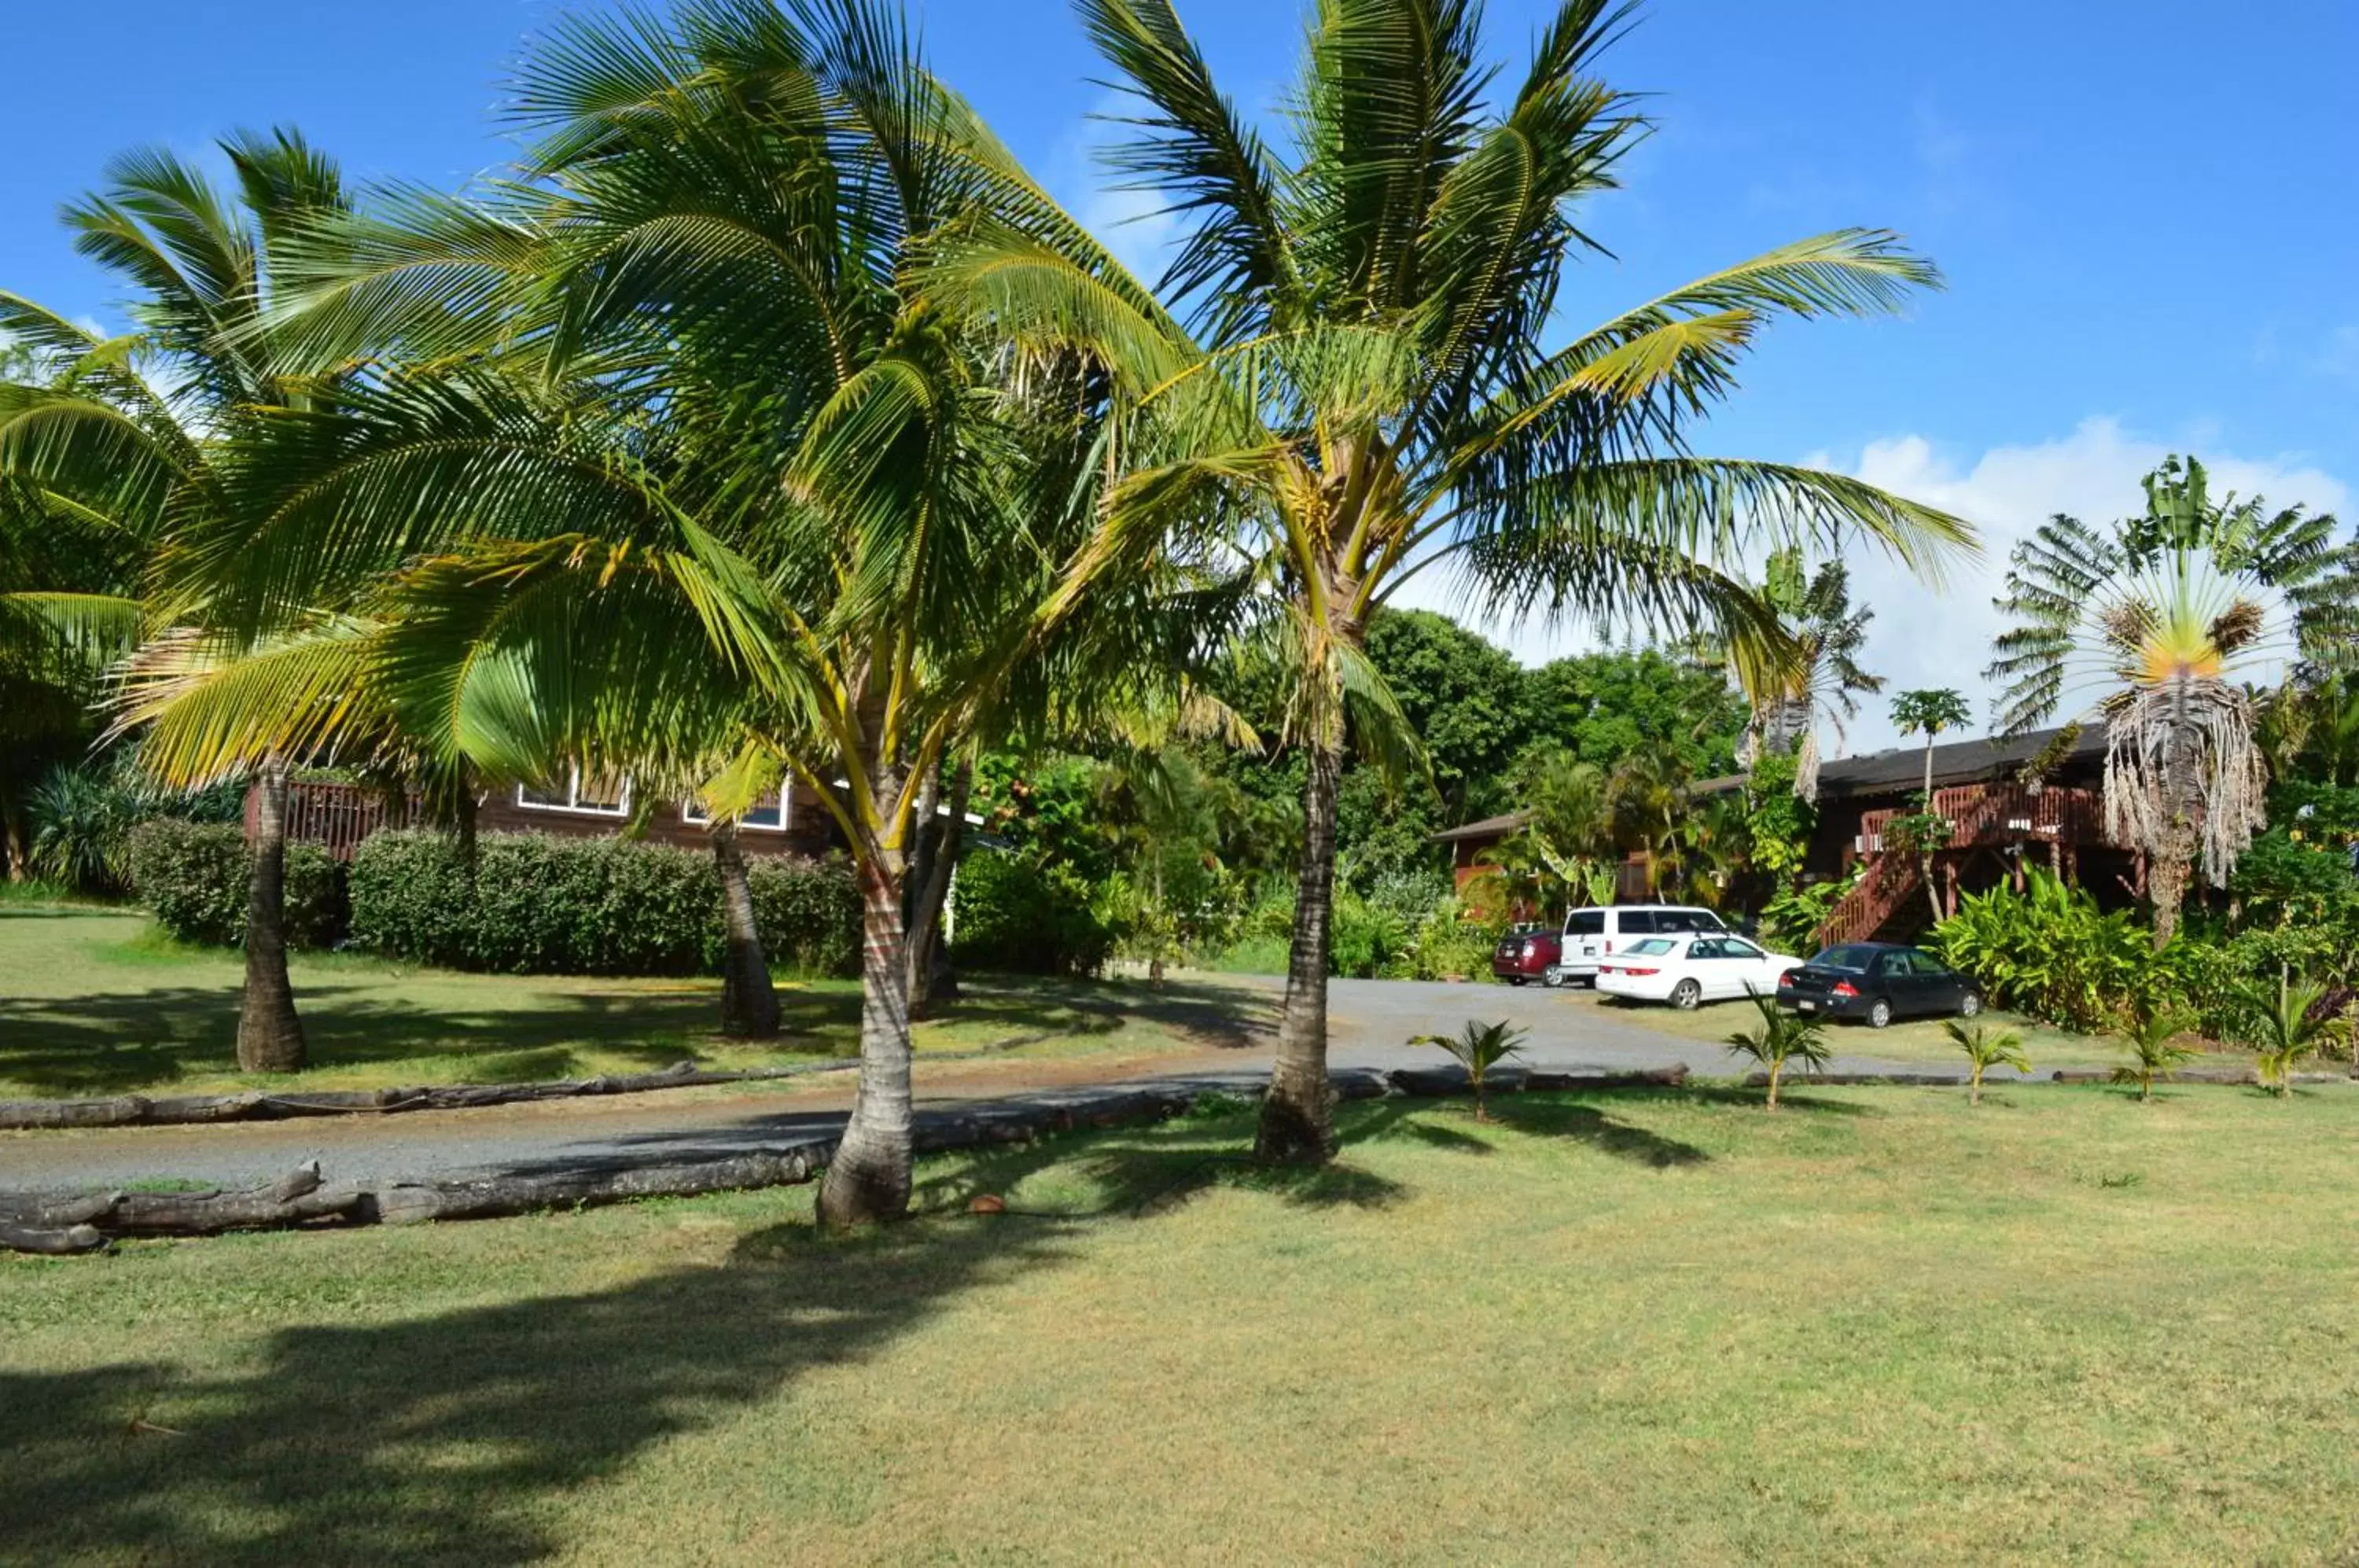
1593 933 1804 1010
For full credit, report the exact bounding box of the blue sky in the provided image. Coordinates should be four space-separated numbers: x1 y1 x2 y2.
6 1 2353 750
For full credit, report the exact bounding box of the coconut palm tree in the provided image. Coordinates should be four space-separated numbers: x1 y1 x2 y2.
0 131 361 1070
1941 1018 2028 1106
1990 457 2359 947
928 0 1971 1162
172 0 1213 1224
1727 547 1885 801
2245 974 2338 1099
1724 988 1831 1110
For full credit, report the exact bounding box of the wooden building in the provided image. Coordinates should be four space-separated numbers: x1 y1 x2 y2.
1431 723 2134 944
252 773 837 863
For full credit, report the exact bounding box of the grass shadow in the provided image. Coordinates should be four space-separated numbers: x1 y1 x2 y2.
1345 1094 1713 1169
0 1202 1128 1565
911 1109 1408 1219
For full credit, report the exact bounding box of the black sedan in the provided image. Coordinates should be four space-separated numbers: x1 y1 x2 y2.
1775 942 1982 1029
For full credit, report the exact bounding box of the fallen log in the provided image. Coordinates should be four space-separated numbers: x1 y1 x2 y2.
0 1220 108 1255
368 1142 835 1226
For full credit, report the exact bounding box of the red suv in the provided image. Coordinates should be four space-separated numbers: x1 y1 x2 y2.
1491 923 1562 985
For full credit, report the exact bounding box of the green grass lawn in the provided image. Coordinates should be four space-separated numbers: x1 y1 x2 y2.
0 905 1257 1100
5 1084 2355 1563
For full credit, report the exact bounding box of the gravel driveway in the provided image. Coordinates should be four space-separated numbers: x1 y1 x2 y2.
0 974 1967 1193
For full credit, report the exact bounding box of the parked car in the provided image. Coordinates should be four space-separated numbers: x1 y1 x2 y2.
1595 933 1805 1009
1491 923 1562 985
1554 904 1728 985
1775 942 1983 1028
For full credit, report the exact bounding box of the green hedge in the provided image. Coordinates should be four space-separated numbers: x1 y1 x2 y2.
951 851 1117 977
126 819 347 949
347 830 860 977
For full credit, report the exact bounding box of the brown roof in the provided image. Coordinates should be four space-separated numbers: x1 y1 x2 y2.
1430 808 1533 844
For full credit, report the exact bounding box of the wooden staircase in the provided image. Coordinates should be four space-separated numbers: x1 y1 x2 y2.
1813 783 2107 948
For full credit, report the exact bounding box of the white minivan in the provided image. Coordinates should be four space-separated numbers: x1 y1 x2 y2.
1551 904 1728 986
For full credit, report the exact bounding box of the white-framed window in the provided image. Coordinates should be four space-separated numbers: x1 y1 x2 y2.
682 787 791 832
516 766 631 818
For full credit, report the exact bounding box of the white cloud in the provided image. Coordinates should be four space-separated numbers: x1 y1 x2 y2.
1392 417 2352 758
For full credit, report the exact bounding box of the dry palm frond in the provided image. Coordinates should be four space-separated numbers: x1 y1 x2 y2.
2207 597 2267 657
2103 677 2267 887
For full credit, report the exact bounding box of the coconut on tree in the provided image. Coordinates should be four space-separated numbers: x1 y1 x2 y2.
931 0 1974 1162
1990 457 2358 947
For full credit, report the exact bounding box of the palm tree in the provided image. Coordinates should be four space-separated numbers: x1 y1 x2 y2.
1941 1018 2028 1106
2246 975 2336 1099
2113 995 2196 1102
1410 1019 1527 1123
929 0 1972 1162
0 131 359 1070
1991 457 2359 947
1891 687 1972 920
1724 988 1831 1110
193 0 1206 1224
1729 547 1886 801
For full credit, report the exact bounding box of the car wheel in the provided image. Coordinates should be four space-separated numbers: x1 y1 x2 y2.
1866 997 1893 1029
1670 979 1702 1010
1542 965 1566 988
1958 991 1982 1018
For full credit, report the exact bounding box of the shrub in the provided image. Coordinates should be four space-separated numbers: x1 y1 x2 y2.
348 830 859 977
743 856 863 977
28 753 244 896
950 849 1119 977
126 819 346 949
1759 867 1860 956
1402 895 1501 981
1929 872 2152 1032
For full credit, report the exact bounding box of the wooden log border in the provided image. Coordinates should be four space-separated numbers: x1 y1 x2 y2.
0 1066 1691 1254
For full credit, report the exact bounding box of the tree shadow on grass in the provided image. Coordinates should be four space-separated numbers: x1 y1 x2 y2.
0 1201 1152 1566
911 1110 1409 1219
0 985 805 1097
1344 1095 1713 1168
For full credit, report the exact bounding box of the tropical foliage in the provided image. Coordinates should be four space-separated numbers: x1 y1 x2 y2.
1410 1019 1528 1123
1724 988 1831 1110
933 0 1971 1161
1930 873 2153 1032
1942 1019 2030 1106
1990 457 2359 945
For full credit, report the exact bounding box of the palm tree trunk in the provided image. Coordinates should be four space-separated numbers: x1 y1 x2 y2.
1767 1061 1783 1110
1921 735 1943 922
2149 684 2202 949
818 846 913 1228
1257 733 1342 1164
235 759 306 1073
712 821 780 1038
905 759 971 1020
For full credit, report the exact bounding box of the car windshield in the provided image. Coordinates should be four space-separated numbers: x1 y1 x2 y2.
1624 938 1677 956
1811 944 1882 971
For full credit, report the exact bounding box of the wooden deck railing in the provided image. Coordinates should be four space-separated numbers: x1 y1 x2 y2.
246 781 421 862
1820 782 2109 946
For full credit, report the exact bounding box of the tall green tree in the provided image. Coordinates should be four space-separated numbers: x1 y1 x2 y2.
1991 458 2359 946
933 0 1972 1161
1722 545 1884 801
0 132 359 1068
1890 686 1971 920
164 0 1205 1224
